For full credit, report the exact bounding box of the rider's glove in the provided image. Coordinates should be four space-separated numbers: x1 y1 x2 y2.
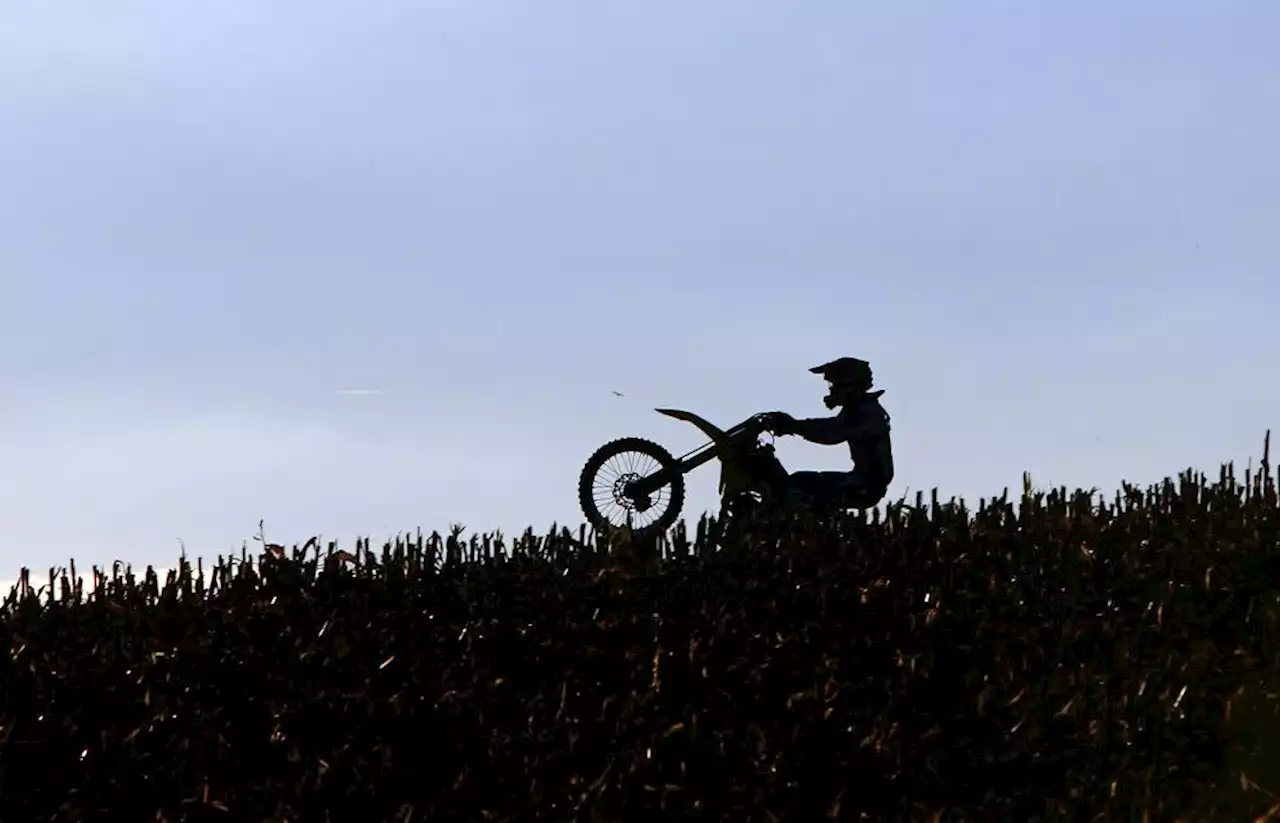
766 411 797 435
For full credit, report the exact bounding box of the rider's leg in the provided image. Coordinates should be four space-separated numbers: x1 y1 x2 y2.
788 470 889 510
787 471 851 507
837 467 889 509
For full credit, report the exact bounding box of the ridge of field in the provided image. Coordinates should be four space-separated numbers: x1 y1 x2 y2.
4 450 1264 603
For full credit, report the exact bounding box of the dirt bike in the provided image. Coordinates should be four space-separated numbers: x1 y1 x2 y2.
577 408 799 536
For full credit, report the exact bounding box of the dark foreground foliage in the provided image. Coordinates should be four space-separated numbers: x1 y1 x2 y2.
4 462 1280 821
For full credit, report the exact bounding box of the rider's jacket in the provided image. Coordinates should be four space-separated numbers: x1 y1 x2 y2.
792 391 895 488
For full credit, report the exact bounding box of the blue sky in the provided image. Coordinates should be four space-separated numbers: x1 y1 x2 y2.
2 0 1278 581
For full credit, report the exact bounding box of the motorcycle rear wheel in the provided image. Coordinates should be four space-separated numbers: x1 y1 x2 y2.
578 437 685 535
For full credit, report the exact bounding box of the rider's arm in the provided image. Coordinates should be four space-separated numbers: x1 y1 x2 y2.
791 416 852 445
792 406 884 445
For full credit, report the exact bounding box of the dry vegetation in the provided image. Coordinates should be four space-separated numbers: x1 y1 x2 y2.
3 448 1280 821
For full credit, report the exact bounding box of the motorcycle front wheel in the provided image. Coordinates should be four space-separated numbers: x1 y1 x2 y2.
578 437 686 535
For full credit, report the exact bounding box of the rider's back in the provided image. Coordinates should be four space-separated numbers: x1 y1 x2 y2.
841 390 894 488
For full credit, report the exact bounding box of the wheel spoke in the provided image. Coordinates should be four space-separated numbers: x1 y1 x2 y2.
596 456 670 524
580 441 684 534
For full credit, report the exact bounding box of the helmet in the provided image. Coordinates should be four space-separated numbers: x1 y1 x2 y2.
810 357 873 389
810 357 873 408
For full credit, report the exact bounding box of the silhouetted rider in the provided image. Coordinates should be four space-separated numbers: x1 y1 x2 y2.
765 357 895 509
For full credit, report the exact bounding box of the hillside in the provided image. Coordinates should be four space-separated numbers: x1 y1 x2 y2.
3 461 1280 821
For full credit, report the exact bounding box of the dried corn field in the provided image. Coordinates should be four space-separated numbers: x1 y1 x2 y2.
3 453 1280 821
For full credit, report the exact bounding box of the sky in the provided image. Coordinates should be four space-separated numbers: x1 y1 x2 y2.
2 0 1279 585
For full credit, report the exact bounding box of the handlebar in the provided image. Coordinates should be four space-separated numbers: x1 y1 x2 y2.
732 412 785 437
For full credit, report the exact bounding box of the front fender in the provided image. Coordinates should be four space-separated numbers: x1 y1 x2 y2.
654 408 731 443
656 408 752 494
